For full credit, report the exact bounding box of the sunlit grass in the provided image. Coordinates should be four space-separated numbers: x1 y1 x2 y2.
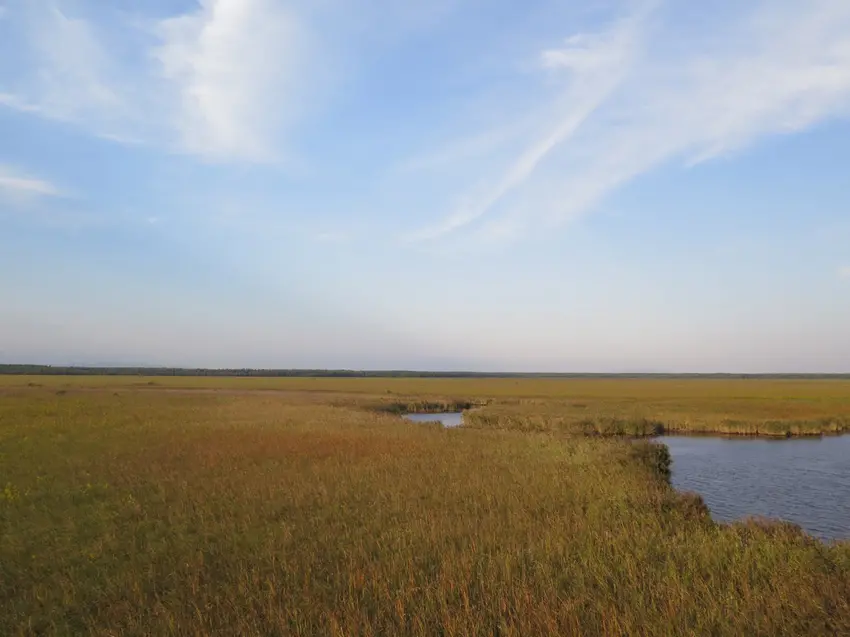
4 374 850 400
6 375 849 436
464 402 850 437
1 382 849 635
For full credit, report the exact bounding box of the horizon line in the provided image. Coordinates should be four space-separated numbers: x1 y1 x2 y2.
1 364 849 378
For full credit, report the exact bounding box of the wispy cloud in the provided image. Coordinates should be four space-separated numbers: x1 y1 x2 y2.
409 0 850 241
408 8 649 241
0 0 315 163
0 3 126 133
840 266 850 279
0 165 63 199
153 0 312 162
4 0 850 243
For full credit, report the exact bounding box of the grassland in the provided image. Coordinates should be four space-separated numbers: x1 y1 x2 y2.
1 377 850 635
8 375 850 436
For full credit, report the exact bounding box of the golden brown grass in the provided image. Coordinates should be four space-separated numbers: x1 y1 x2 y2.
1 379 849 635
7 375 850 436
5 373 850 399
463 401 850 437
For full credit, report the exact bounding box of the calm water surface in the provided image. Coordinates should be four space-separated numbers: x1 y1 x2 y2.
404 412 463 428
660 435 850 541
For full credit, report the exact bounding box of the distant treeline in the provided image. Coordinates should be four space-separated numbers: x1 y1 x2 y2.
1 365 849 379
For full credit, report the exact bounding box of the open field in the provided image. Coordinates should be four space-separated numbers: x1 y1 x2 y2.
5 374 850 436
2 378 850 635
4 373 850 399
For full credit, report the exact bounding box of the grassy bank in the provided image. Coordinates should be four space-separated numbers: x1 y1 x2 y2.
1 381 849 635
464 404 850 437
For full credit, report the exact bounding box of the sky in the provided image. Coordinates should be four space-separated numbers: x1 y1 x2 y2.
1 0 850 372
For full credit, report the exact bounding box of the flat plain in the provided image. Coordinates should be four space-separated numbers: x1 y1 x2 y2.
1 376 849 635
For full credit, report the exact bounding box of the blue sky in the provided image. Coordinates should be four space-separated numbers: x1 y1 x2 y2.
1 0 849 372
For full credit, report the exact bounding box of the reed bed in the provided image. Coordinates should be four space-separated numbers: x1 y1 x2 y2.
1 380 849 635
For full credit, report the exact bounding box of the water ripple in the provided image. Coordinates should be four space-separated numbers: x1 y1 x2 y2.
660 435 850 541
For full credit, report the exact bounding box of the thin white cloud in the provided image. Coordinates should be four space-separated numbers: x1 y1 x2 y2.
0 3 126 130
0 0 315 163
408 9 648 241
840 266 850 279
409 0 850 241
0 165 63 199
4 0 850 241
153 0 310 162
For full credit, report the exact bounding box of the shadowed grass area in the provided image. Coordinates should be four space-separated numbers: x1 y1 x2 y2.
369 398 485 415
1 383 850 635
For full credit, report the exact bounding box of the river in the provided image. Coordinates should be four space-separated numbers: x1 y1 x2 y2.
660 435 850 542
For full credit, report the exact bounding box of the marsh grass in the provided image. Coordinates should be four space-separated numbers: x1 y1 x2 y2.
2 374 849 400
463 398 850 438
5 375 848 437
369 399 484 415
1 381 849 635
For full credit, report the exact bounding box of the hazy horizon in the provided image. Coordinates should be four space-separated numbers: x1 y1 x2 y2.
3 0 850 372
2 360 849 376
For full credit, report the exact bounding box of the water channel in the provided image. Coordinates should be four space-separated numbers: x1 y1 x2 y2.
660 435 850 541
403 412 464 428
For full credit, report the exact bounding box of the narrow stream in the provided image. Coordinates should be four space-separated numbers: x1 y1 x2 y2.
403 412 464 428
